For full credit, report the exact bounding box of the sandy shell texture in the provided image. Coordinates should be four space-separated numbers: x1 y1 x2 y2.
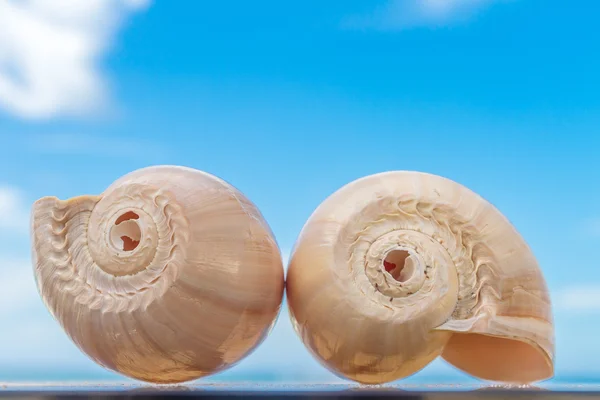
30 165 285 383
286 171 554 384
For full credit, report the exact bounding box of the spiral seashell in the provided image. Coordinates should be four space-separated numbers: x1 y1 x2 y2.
31 165 285 383
286 171 553 385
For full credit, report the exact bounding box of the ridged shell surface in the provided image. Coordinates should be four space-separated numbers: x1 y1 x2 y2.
286 171 553 384
31 165 285 383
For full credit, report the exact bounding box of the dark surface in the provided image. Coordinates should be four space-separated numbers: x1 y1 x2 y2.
1 384 600 399
1 391 600 399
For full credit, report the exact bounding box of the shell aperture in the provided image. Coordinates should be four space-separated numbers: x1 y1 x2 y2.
286 171 554 384
30 165 285 383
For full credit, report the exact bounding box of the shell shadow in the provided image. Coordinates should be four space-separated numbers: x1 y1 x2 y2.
127 384 197 394
343 385 409 392
473 383 548 392
341 384 415 398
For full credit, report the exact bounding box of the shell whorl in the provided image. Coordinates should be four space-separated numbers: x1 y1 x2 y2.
31 166 285 383
287 171 553 384
35 184 189 316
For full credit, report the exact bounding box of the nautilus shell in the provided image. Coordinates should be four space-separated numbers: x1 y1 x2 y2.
287 171 553 384
31 165 285 383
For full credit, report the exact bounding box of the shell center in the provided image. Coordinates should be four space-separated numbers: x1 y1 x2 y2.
109 211 142 252
383 249 417 283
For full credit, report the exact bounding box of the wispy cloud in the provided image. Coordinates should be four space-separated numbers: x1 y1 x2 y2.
0 257 98 369
0 258 38 318
584 217 600 237
281 248 290 271
342 0 503 31
554 285 600 313
0 186 30 234
25 133 169 159
0 0 150 120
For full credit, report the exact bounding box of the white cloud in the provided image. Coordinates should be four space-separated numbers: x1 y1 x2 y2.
281 248 290 272
554 285 600 313
0 257 101 371
342 0 504 30
0 0 150 119
585 217 600 237
0 258 38 317
0 186 30 233
0 192 93 369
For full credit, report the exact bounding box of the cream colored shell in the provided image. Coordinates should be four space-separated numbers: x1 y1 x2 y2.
31 165 285 383
286 171 553 384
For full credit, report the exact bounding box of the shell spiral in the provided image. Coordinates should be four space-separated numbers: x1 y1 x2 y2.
286 171 554 384
31 166 285 383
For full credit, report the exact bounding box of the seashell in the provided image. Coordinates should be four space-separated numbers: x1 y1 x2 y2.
286 171 553 385
31 165 285 383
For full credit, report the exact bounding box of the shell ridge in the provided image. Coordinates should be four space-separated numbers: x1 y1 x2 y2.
32 165 285 383
35 186 190 315
289 171 553 384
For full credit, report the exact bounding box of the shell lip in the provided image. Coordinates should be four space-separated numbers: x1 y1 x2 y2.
32 195 60 204
31 195 103 222
32 194 98 204
437 329 555 384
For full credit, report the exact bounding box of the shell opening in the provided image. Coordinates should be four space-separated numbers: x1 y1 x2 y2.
383 249 416 283
441 332 554 383
110 211 141 252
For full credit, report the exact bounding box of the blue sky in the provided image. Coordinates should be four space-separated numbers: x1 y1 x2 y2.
0 0 599 385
